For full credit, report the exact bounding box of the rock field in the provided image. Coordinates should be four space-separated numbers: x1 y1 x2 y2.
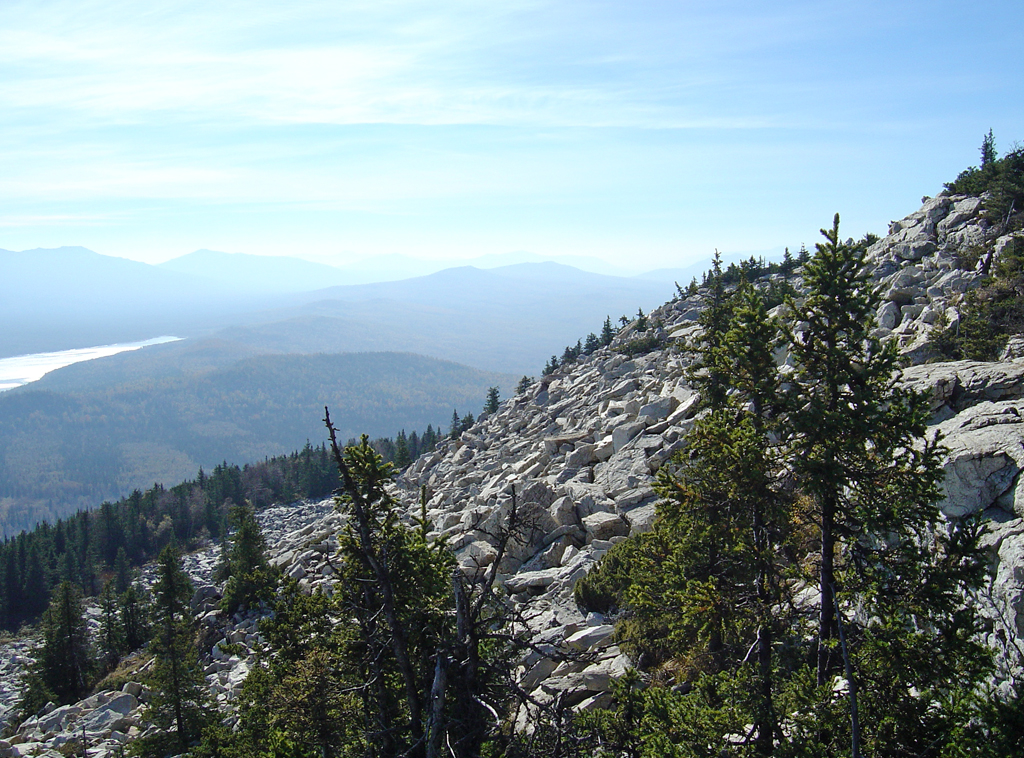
3 191 1024 755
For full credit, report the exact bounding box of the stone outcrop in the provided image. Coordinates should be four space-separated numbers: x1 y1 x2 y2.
5 189 1024 751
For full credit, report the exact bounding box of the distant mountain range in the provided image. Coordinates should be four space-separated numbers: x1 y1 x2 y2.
158 248 638 289
0 245 683 529
1 247 679 371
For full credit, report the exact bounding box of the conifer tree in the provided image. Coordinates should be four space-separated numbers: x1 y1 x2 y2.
688 250 733 411
149 544 208 753
635 308 648 331
120 582 151 652
786 215 990 752
484 386 500 415
788 215 898 687
24 580 92 707
601 315 616 346
394 429 412 469
218 502 273 615
113 546 132 594
97 578 123 673
981 128 997 168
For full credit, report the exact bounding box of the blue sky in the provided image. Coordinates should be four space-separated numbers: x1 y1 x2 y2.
1 0 1021 272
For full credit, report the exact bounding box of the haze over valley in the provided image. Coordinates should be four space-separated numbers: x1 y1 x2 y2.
0 245 687 534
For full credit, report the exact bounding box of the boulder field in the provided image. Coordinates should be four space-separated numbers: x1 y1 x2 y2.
4 191 1024 755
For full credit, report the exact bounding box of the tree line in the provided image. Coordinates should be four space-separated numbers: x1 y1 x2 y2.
0 443 338 631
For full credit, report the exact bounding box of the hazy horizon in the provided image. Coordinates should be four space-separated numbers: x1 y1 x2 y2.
2 1 1021 272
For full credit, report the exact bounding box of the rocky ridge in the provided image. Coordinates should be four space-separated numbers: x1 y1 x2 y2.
4 191 1024 754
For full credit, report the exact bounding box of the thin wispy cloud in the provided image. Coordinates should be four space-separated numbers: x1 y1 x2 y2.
0 0 1021 267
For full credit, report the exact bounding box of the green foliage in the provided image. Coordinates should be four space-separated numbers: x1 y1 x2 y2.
945 134 1024 231
119 582 152 652
0 352 512 534
147 545 209 753
936 236 1024 360
577 215 995 756
221 422 524 758
20 580 93 714
516 375 534 394
575 537 645 615
615 334 665 358
97 579 123 673
484 386 500 415
0 441 340 632
687 251 733 411
635 308 648 331
218 502 275 615
601 315 616 346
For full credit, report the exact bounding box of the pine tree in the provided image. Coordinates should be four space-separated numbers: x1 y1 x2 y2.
149 544 208 753
120 582 151 652
484 387 500 415
218 503 273 615
601 315 616 346
394 430 412 469
786 215 990 752
516 375 533 394
584 332 601 354
981 128 997 168
449 409 461 439
23 580 92 708
97 579 123 673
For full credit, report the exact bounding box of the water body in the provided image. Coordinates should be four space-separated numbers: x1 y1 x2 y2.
0 336 181 392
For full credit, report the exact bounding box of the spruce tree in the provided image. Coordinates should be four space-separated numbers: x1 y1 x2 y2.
113 546 132 594
484 387 500 415
785 215 990 753
601 315 616 346
688 250 733 411
97 578 123 673
218 502 273 615
24 580 92 707
149 544 208 752
788 215 897 687
981 128 997 168
120 582 151 652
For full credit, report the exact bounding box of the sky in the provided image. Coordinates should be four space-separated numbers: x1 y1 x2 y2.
1 0 1021 273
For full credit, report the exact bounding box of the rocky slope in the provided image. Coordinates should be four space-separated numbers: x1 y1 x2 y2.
3 191 1024 755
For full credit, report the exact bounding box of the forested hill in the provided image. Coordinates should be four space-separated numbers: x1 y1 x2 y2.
0 351 513 535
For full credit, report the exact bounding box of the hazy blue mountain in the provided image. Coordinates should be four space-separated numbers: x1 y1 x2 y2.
231 262 676 373
159 249 354 292
0 246 279 358
462 251 634 277
330 251 635 282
